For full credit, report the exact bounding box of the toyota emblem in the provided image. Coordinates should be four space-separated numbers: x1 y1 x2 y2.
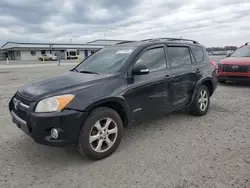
13 99 20 110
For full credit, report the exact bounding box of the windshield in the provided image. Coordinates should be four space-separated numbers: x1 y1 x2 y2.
75 46 135 74
231 46 250 57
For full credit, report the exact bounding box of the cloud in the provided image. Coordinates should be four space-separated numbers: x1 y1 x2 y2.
0 0 250 47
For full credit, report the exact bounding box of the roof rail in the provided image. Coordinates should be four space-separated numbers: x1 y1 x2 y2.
142 38 199 44
245 42 250 45
115 41 137 45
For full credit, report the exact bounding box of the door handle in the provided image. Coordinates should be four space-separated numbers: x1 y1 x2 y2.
165 75 172 81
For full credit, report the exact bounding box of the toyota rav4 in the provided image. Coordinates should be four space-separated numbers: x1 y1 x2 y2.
9 38 217 160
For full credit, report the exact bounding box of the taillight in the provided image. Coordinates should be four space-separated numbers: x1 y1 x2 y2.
210 59 218 69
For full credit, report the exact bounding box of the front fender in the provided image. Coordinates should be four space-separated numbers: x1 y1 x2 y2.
67 96 131 123
85 96 130 116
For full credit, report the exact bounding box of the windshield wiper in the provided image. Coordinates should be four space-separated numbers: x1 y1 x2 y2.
79 70 99 75
71 68 99 74
72 68 79 72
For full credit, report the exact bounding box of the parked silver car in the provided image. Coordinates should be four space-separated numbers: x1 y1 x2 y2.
38 54 58 61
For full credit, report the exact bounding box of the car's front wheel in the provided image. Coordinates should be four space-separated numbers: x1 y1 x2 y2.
78 107 123 160
188 85 210 116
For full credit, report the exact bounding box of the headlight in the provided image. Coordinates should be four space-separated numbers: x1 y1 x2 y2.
35 94 74 113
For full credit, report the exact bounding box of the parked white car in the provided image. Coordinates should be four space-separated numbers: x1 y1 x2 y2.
38 54 58 61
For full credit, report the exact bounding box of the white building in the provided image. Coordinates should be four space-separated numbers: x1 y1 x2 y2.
0 39 128 61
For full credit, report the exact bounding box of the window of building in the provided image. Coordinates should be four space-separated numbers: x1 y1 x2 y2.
41 50 46 55
134 47 167 72
15 51 20 56
190 45 204 63
69 51 76 56
167 47 192 67
31 51 36 56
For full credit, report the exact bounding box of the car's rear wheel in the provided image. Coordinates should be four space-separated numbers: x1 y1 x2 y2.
49 58 53 61
188 85 210 116
78 107 123 160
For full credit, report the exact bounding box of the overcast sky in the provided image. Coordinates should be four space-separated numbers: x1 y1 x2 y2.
0 0 250 47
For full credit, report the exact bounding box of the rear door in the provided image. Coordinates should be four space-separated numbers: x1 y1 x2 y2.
166 45 199 108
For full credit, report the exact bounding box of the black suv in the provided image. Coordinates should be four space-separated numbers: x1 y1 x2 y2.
9 38 217 160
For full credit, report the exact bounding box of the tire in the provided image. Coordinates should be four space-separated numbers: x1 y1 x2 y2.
39 58 42 61
77 107 123 160
49 58 53 61
188 85 210 116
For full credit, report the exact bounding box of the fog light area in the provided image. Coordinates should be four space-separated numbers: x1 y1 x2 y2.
51 128 59 139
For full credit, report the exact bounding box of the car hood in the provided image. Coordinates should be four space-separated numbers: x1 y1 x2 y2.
220 57 250 65
17 71 112 101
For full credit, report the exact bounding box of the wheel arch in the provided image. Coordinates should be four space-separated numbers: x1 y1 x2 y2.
189 78 214 106
85 97 131 127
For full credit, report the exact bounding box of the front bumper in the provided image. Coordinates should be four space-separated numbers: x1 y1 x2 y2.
9 97 88 147
217 72 250 82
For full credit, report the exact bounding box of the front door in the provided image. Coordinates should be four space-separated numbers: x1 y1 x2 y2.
166 45 198 108
124 45 172 122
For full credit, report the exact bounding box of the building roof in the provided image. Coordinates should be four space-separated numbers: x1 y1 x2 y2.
1 39 132 51
0 41 107 50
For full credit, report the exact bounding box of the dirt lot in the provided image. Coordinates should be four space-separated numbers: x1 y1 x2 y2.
0 62 249 188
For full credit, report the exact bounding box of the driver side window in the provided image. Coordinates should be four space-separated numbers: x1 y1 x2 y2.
135 47 167 72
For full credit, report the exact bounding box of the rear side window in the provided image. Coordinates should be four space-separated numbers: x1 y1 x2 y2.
190 45 204 63
167 47 192 67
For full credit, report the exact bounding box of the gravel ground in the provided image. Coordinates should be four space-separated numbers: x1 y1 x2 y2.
0 60 249 188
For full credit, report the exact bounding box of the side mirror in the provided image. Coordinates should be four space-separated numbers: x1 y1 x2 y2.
132 64 149 75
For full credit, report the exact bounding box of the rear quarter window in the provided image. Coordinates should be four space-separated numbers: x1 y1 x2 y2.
190 45 204 63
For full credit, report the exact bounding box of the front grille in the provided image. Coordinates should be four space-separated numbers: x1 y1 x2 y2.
223 65 249 73
14 93 31 106
12 93 31 122
14 109 27 120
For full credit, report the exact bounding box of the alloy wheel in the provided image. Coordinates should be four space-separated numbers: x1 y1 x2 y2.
198 89 208 111
89 118 118 153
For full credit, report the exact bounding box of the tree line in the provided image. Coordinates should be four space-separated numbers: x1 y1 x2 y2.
206 46 238 52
